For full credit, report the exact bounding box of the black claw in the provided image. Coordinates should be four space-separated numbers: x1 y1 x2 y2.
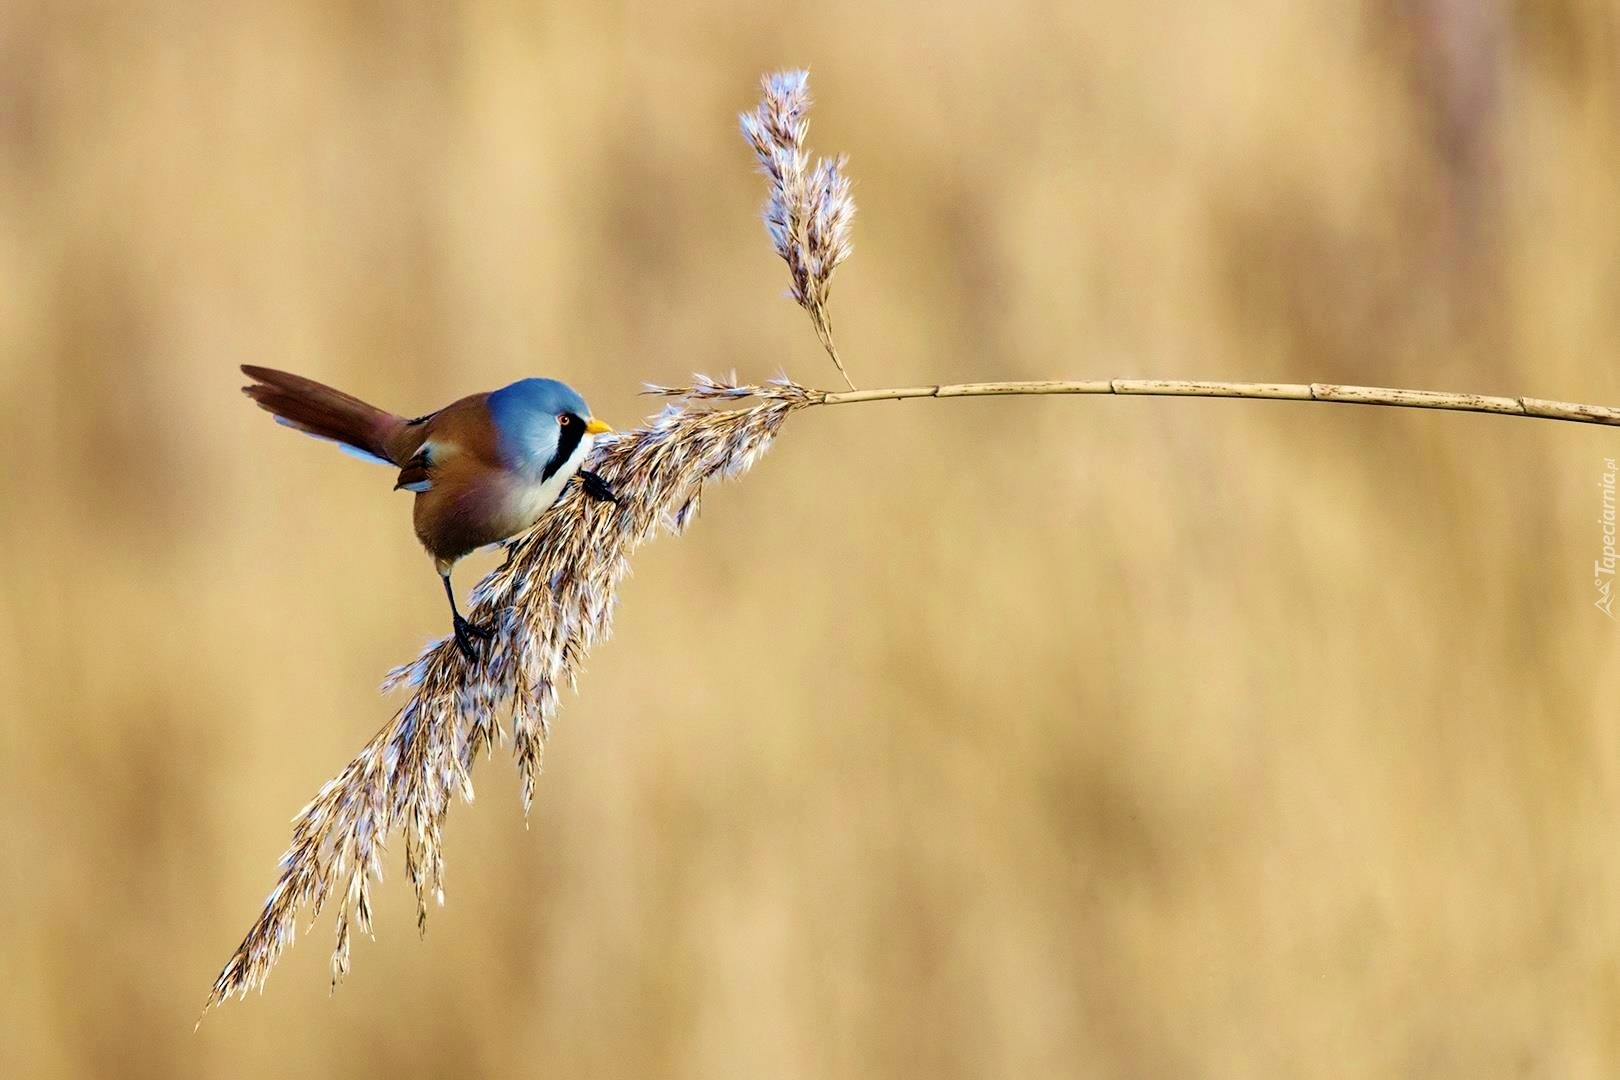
443 571 497 662
453 622 479 661
452 615 492 660
579 470 618 504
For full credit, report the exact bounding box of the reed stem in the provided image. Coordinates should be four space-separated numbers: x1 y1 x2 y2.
814 378 1620 427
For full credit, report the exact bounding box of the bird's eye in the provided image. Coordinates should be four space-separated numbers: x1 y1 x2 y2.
557 413 571 426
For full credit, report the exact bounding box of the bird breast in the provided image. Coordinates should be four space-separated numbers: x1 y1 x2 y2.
504 456 582 528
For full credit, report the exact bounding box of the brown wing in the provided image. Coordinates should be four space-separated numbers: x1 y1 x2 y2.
380 392 497 490
394 449 433 492
404 395 516 563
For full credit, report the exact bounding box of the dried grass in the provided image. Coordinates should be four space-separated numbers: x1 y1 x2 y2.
204 377 818 1011
204 65 1620 1019
205 67 857 1017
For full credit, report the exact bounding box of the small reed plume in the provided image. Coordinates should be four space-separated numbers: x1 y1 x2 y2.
204 378 818 1012
739 70 857 389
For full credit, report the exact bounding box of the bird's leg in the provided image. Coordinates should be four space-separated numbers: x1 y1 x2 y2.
441 571 494 661
579 470 618 504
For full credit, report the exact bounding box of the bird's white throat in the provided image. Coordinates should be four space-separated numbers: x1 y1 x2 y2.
507 431 595 527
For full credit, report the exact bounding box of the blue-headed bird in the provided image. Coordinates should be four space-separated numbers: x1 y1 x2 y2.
241 366 614 659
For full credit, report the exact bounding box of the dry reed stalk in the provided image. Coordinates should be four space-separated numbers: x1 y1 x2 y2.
203 372 1614 1014
203 378 818 1014
734 74 1620 429
204 68 1620 1019
815 379 1620 426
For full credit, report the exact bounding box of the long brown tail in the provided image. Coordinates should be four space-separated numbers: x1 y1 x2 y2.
241 365 409 465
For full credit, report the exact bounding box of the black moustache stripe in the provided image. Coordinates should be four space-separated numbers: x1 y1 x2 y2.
541 415 586 482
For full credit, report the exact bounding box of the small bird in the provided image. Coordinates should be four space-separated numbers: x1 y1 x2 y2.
241 366 614 659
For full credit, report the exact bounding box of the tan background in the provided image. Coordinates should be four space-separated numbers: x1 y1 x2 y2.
3 1 1619 1076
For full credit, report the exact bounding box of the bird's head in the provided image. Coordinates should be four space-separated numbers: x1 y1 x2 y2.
489 378 612 480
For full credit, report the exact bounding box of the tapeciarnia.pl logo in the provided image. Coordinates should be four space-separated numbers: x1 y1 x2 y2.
1597 458 1617 620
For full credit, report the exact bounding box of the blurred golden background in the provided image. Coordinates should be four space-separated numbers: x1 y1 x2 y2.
3 1 1619 1076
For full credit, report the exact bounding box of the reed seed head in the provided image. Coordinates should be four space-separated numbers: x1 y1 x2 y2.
739 70 857 388
203 378 818 1012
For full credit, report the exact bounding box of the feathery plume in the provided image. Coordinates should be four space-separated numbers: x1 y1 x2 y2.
203 378 818 1013
739 70 857 389
205 60 1619 1021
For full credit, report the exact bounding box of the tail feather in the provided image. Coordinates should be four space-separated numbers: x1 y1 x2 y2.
241 365 410 466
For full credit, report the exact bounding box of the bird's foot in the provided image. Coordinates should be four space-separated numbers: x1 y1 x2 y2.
579 470 618 504
452 614 495 660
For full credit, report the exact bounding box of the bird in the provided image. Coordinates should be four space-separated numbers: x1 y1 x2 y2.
240 365 615 660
